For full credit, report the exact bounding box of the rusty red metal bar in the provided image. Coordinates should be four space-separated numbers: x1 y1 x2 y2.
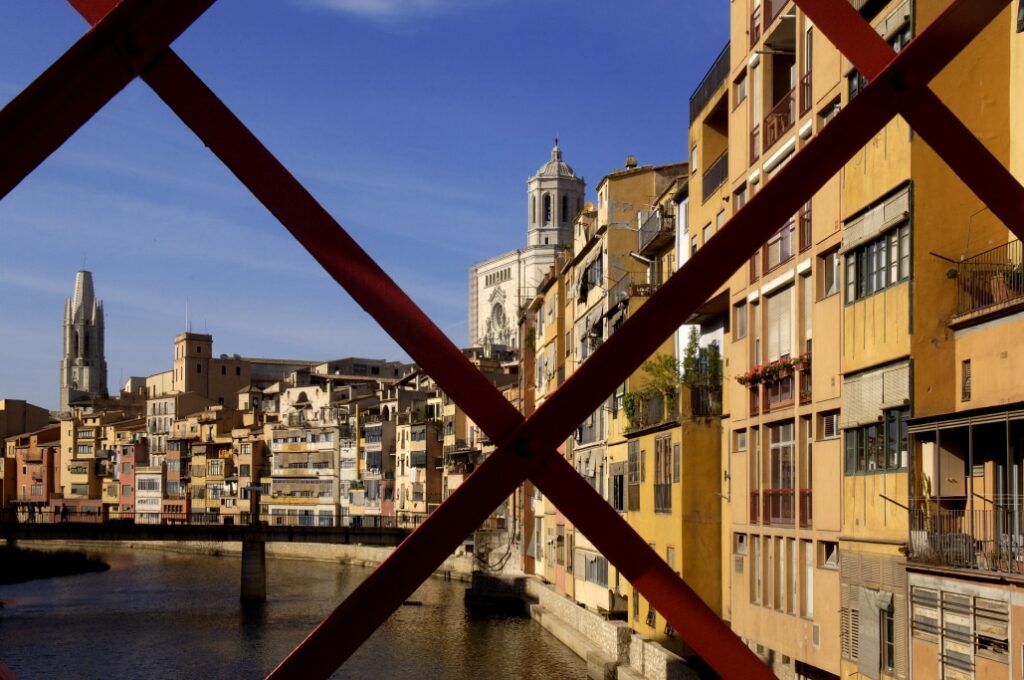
0 0 1013 677
795 0 1024 241
0 0 214 199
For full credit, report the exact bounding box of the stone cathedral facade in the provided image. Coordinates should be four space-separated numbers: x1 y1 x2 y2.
59 270 108 411
468 143 585 351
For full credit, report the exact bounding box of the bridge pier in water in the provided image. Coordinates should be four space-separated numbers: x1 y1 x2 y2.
240 538 266 602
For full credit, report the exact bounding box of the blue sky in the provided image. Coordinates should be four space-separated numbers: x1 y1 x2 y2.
0 1 728 410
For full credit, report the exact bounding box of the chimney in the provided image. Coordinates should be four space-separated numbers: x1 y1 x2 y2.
624 155 638 169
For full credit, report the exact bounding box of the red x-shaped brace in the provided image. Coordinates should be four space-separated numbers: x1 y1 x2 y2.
0 0 1020 678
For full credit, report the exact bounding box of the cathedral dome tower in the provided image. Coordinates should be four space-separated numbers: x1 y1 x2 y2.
527 140 585 248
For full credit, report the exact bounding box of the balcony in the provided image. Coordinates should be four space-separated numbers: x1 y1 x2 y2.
638 210 675 255
763 0 787 31
953 239 1024 319
763 371 795 412
689 42 731 123
763 89 795 152
654 483 672 514
624 391 676 433
909 502 1024 575
749 385 760 417
702 150 728 203
610 272 659 306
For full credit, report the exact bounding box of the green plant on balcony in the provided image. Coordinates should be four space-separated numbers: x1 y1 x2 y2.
623 352 681 431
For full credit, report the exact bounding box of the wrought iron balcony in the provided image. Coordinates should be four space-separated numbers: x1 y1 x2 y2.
909 501 1024 575
638 210 675 255
702 150 729 203
609 272 659 306
953 238 1024 318
763 89 795 152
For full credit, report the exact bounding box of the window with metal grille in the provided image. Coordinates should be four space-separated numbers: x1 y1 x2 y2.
627 439 642 512
821 411 839 439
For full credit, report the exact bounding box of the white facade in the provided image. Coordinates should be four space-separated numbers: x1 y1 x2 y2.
468 143 585 350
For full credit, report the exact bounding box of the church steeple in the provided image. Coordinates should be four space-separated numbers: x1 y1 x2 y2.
527 140 585 247
60 271 108 411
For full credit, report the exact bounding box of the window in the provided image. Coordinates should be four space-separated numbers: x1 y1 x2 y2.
672 443 680 484
820 411 839 439
751 536 762 604
801 540 814 618
733 185 747 212
561 194 568 223
627 440 642 512
735 429 748 452
881 604 895 672
690 234 698 257
819 97 840 126
844 406 908 474
583 554 608 586
121 484 132 496
633 588 640 619
221 365 226 375
543 195 552 224
820 249 840 298
961 359 971 401
611 468 625 512
844 223 911 303
819 541 839 569
733 71 747 107
848 23 912 101
196 363 202 374
765 286 793 362
654 435 672 513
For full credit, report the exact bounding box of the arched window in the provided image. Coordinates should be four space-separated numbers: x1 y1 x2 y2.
543 195 552 224
532 196 536 224
561 194 568 223
83 331 89 355
73 331 79 357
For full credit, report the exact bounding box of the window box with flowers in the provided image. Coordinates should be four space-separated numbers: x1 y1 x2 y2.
736 354 811 412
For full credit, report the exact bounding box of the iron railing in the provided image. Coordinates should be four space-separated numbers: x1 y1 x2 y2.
764 0 787 30
954 238 1024 316
763 371 795 412
689 385 723 417
702 150 729 202
638 210 675 254
609 272 659 305
799 70 813 116
799 489 812 527
763 89 796 152
750 124 760 165
799 367 812 405
763 488 795 525
908 503 1024 574
689 42 731 122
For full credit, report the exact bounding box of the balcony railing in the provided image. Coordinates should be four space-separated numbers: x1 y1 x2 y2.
800 489 812 528
749 124 760 165
909 502 1024 574
763 219 795 273
749 385 760 417
638 211 675 254
954 238 1024 317
763 89 795 152
764 0 786 30
689 385 723 417
610 272 659 306
625 392 676 433
799 367 812 405
689 42 731 123
763 488 795 525
763 371 795 412
799 70 813 116
702 150 729 203
654 483 672 514
750 491 760 524
798 202 812 252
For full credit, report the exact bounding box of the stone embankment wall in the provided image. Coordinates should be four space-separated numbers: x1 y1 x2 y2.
15 539 476 582
523 576 707 680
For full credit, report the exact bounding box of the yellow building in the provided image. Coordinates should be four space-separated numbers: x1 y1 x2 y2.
898 7 1022 680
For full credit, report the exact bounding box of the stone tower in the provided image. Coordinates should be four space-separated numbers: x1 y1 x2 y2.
60 271 108 411
526 140 585 247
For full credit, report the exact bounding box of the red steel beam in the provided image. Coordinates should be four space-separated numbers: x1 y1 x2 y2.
0 0 215 199
271 0 1006 675
795 0 1024 240
1 0 1007 677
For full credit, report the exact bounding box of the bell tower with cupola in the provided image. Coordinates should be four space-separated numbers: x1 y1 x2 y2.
526 140 585 248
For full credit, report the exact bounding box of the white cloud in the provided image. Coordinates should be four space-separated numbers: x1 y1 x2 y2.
297 0 498 20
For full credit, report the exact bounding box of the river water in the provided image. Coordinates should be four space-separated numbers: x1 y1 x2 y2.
0 547 585 679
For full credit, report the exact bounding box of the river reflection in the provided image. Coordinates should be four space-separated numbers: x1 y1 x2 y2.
0 547 585 679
